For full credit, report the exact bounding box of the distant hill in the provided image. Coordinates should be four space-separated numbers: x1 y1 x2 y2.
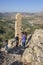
0 13 4 17
0 11 43 17
0 12 35 17
35 11 43 16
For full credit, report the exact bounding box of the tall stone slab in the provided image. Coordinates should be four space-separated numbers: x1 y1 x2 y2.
15 13 22 43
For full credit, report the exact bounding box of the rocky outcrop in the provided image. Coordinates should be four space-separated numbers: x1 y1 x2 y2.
15 13 22 42
7 13 22 48
22 29 43 65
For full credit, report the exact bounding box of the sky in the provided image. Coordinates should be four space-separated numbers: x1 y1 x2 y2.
0 0 43 13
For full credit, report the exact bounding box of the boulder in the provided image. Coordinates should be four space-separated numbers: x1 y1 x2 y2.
22 29 43 65
8 38 16 48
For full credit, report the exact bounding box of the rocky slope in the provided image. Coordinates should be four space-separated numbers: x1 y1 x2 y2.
0 29 43 65
22 29 43 65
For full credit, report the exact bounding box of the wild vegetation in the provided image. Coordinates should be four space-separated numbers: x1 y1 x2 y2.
0 19 15 45
22 18 43 34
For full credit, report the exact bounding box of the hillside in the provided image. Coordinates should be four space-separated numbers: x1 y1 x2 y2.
0 20 15 43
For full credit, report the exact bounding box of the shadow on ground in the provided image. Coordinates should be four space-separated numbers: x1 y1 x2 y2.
6 35 32 55
7 45 25 55
11 61 23 65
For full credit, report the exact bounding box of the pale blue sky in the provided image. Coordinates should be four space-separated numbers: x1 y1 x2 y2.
0 0 43 12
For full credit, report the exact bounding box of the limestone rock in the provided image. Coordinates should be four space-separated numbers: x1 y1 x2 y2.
8 38 16 48
15 13 22 40
22 29 43 65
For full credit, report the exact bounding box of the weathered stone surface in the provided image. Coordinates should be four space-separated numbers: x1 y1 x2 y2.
8 39 16 48
22 29 43 65
15 13 22 40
